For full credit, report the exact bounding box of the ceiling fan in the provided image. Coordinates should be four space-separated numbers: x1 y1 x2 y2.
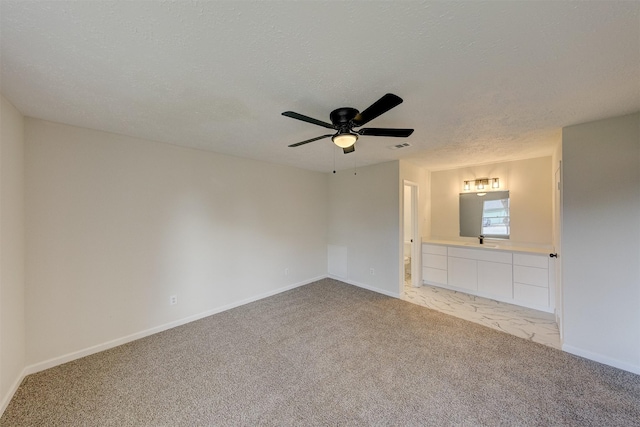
282 93 414 154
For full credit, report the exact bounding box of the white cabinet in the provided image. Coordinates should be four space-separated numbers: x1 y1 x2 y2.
448 247 512 264
514 283 548 307
422 244 447 286
513 254 549 309
448 247 512 296
422 243 553 312
448 256 477 291
478 261 513 299
513 253 548 269
424 253 447 270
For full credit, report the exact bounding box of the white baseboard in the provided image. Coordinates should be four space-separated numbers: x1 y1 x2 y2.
329 275 400 298
562 344 640 375
1 367 28 416
422 280 554 314
23 276 324 377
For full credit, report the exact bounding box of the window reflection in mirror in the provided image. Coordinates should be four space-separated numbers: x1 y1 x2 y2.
459 191 510 239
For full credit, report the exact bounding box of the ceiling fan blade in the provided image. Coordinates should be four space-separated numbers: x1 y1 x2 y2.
357 128 414 137
352 93 403 126
282 111 335 129
343 145 355 154
288 134 333 147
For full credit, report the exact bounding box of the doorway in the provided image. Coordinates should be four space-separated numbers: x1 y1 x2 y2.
402 180 420 294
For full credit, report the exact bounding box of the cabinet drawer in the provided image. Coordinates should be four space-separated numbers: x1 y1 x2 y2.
423 267 447 286
513 265 548 288
422 244 447 256
422 253 447 270
513 253 548 269
514 283 549 307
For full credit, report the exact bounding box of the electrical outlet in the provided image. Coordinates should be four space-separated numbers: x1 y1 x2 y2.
284 268 289 276
370 268 375 275
169 295 178 305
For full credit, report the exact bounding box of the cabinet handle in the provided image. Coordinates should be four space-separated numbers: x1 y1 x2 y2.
549 253 558 258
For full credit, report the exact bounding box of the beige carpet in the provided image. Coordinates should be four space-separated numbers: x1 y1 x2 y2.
2 278 640 426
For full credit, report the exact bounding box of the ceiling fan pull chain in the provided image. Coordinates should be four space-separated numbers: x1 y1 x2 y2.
333 145 336 174
354 149 357 176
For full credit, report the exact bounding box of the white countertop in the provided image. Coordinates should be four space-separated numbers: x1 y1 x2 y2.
422 239 552 255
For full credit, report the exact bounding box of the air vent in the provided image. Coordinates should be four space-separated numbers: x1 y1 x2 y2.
388 142 412 150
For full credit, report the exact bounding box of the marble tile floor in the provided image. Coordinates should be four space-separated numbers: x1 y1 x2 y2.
402 278 561 349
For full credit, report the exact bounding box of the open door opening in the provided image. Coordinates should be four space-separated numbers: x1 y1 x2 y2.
402 181 420 295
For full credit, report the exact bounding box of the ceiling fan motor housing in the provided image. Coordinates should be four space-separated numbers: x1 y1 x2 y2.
330 107 359 127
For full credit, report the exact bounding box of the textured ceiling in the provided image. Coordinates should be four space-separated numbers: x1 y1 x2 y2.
1 1 639 172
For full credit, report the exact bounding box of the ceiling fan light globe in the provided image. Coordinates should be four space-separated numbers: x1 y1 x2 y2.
332 133 358 148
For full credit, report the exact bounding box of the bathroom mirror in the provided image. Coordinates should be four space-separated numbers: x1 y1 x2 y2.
459 191 510 239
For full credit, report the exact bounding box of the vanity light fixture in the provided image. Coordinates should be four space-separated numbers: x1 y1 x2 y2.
462 178 500 191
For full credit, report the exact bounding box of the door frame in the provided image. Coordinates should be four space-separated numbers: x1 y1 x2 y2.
553 161 563 341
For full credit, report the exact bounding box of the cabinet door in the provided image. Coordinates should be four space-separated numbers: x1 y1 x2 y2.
448 257 477 291
478 261 513 298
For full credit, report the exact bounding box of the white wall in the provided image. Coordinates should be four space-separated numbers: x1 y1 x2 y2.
551 141 563 254
430 157 553 247
562 112 640 374
24 118 328 368
0 96 26 412
327 161 400 296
